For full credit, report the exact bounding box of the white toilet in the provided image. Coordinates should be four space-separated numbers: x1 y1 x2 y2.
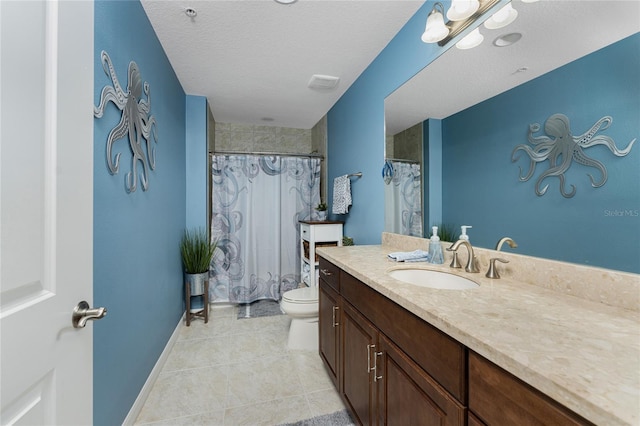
280 286 319 350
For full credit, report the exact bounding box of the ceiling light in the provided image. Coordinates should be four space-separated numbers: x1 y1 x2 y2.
493 32 522 47
184 7 197 18
422 0 502 47
484 3 518 29
421 3 449 43
274 0 297 4
308 75 340 90
447 0 480 21
521 0 539 3
456 28 484 49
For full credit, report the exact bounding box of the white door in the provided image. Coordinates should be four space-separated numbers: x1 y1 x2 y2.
0 1 96 424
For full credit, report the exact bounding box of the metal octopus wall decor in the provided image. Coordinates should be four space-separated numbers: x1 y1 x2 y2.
511 113 635 198
94 51 157 193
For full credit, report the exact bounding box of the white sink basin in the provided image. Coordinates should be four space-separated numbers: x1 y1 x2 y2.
387 268 479 290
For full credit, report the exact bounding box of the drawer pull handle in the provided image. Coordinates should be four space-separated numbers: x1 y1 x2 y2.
320 269 333 276
374 351 383 382
367 344 376 373
332 306 339 327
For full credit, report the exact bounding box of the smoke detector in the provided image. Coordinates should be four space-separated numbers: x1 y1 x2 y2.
308 74 340 90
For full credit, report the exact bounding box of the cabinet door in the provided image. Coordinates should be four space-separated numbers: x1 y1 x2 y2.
342 302 378 426
377 334 466 426
319 280 340 389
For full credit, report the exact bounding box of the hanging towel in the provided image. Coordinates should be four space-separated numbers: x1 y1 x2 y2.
332 175 352 214
387 250 431 262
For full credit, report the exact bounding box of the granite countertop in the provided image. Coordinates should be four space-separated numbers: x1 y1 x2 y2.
316 244 640 426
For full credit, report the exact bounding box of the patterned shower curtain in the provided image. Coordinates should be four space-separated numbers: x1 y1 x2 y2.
209 154 321 304
384 160 422 237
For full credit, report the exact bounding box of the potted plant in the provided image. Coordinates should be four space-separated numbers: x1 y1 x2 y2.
315 202 328 221
180 228 217 296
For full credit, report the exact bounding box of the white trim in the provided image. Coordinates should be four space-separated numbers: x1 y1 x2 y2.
122 314 184 426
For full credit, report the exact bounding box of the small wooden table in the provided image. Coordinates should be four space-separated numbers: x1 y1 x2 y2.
185 280 209 326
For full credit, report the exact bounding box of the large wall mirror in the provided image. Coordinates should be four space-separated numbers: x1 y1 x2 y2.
384 1 640 272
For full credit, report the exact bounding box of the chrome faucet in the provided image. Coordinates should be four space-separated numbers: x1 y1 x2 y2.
495 237 518 251
447 240 480 273
486 237 517 278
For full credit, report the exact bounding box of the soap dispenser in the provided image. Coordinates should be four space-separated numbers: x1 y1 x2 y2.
428 226 444 264
460 225 472 242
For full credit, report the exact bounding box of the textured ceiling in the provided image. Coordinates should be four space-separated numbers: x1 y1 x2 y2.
385 0 640 135
141 0 424 129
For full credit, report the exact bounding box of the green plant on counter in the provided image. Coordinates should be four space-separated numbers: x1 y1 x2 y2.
342 236 354 246
180 228 217 273
437 224 458 242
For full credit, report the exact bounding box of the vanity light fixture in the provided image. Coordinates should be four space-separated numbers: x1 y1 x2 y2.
456 27 484 49
484 3 518 29
421 3 449 43
422 0 501 47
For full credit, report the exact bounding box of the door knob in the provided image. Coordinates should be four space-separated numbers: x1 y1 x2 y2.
72 301 107 328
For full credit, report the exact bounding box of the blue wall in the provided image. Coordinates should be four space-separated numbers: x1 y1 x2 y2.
442 34 640 273
186 95 209 231
93 1 186 424
327 2 447 245
326 0 503 244
327 0 638 272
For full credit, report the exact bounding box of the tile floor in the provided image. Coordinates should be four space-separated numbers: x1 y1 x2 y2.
134 305 348 425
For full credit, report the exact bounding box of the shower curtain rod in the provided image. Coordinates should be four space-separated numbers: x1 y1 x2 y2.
385 157 420 164
210 150 324 160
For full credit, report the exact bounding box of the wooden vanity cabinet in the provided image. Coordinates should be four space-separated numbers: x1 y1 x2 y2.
319 256 594 426
318 258 341 389
341 270 466 403
341 296 465 426
468 351 593 426
319 257 466 425
341 301 378 425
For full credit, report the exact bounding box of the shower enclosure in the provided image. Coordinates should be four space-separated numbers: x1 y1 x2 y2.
384 159 422 237
209 153 321 304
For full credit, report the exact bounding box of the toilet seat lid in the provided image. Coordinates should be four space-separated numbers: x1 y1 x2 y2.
283 286 318 303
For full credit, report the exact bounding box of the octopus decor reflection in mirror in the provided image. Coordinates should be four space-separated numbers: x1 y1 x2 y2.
94 51 157 193
512 114 635 198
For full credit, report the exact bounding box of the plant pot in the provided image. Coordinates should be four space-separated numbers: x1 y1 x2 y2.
317 211 328 221
185 272 208 296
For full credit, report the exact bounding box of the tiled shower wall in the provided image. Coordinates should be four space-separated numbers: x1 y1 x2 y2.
215 122 313 154
388 122 422 162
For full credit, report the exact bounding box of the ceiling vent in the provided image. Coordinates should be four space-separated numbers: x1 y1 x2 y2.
308 74 340 90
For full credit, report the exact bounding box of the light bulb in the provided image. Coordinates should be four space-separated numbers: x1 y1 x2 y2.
484 3 518 30
422 7 449 43
447 0 480 21
456 28 484 50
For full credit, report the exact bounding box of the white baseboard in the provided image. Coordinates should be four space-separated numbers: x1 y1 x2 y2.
122 313 184 426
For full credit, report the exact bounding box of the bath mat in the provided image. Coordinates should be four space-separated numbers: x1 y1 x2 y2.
280 410 355 426
237 299 284 319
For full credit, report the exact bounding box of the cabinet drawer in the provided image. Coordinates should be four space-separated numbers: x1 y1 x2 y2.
301 223 343 242
318 257 339 291
468 351 592 426
341 271 466 402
